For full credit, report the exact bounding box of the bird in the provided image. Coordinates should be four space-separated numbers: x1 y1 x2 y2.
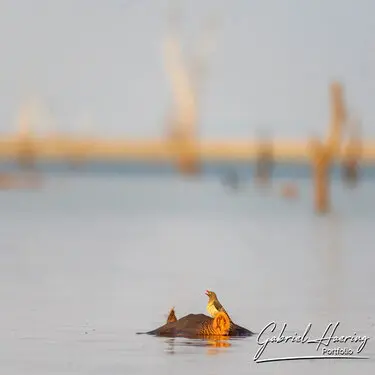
205 290 229 318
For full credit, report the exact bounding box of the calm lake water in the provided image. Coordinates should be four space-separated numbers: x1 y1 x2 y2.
0 171 374 374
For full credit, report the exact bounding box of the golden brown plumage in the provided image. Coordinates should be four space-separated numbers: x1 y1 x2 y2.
162 311 231 336
199 311 231 336
140 308 254 337
205 290 230 319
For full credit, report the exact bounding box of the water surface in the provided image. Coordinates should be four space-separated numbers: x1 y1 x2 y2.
0 174 374 374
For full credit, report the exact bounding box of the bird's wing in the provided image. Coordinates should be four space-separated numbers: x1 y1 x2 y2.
213 299 224 311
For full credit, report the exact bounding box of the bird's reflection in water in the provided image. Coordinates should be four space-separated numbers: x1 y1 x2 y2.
205 337 231 356
164 337 232 355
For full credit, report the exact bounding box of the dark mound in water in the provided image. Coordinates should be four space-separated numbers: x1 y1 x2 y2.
137 313 254 338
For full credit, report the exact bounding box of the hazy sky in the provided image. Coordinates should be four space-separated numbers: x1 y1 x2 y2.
0 0 375 138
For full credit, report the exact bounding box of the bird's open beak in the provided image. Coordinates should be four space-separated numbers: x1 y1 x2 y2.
205 290 209 296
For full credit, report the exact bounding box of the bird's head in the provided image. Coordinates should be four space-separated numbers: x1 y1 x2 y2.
205 290 217 299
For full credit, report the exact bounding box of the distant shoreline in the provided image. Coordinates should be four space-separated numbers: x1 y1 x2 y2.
0 161 374 180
